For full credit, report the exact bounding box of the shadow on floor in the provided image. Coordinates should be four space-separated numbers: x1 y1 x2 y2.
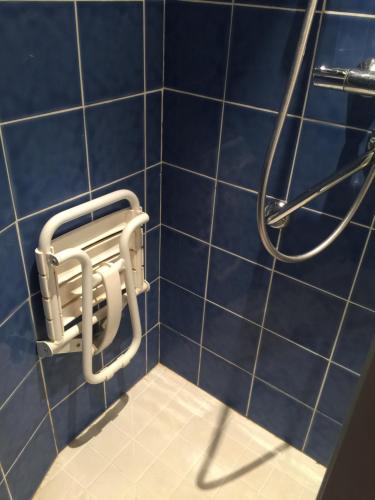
195 405 289 490
69 394 130 448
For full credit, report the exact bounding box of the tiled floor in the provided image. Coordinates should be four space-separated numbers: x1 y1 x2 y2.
34 365 325 499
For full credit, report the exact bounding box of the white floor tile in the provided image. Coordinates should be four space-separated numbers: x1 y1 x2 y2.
87 464 129 500
33 470 84 499
34 366 325 500
138 459 184 499
64 446 108 488
113 441 156 482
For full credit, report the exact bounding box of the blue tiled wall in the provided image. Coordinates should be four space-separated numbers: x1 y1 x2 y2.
0 1 162 498
160 0 375 467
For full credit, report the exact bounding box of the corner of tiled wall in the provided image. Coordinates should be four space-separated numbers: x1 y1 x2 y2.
0 1 163 498
159 0 375 469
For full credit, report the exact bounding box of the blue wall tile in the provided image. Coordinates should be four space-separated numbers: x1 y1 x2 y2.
6 418 56 500
147 281 159 331
146 166 161 229
318 364 359 424
0 2 80 121
265 273 344 356
159 0 375 468
147 92 162 167
0 226 28 324
212 182 275 266
147 228 160 282
257 332 327 406
227 7 317 114
334 304 375 374
146 0 163 90
199 349 251 414
0 365 48 472
0 147 13 232
43 352 102 409
161 227 209 295
160 279 204 343
236 0 313 5
147 325 160 372
290 121 373 226
305 412 342 466
277 211 367 298
78 1 143 103
0 482 8 500
162 166 214 240
52 382 105 450
4 111 88 217
249 380 312 449
219 105 299 198
165 1 230 98
327 0 375 14
160 325 200 384
305 14 375 130
0 1 162 494
203 302 259 372
86 97 144 188
0 303 37 407
163 91 222 177
352 232 375 310
207 248 270 325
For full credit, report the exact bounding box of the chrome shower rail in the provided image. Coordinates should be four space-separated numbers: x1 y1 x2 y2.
266 148 375 228
257 0 375 263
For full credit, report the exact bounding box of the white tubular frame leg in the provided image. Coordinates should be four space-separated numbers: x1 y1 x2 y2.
118 212 149 368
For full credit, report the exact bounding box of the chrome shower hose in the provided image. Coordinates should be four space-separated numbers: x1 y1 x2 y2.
257 0 375 263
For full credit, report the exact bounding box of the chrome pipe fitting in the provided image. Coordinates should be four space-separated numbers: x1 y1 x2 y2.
313 59 375 97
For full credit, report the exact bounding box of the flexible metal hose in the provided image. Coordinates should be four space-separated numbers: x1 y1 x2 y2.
256 0 375 262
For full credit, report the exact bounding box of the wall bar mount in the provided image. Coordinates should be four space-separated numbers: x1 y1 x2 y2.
266 136 375 229
35 190 149 384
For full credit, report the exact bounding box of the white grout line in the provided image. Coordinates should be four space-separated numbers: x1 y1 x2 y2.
0 362 39 413
73 1 92 200
143 0 149 373
302 215 375 450
0 298 29 329
4 414 50 477
162 160 374 231
158 0 166 365
15 164 161 224
0 221 16 236
0 463 13 500
160 274 363 378
245 2 330 419
198 0 268 388
164 87 373 134
179 0 307 13
0 89 162 128
283 0 329 207
161 321 344 424
161 222 375 310
0 126 60 452
177 0 375 19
